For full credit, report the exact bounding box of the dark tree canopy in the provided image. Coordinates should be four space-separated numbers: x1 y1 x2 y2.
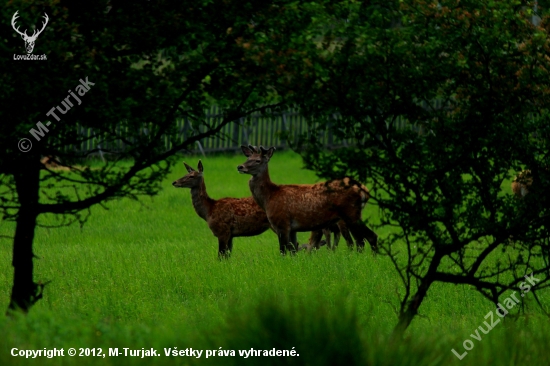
259 0 550 334
2 0 549 339
0 0 317 313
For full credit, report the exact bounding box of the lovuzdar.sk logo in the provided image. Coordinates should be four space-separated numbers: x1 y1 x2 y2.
12 10 48 61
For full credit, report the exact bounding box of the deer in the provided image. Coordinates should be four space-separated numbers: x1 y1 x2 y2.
40 155 61 169
172 160 336 258
11 11 49 54
237 145 378 255
299 221 355 252
511 169 533 198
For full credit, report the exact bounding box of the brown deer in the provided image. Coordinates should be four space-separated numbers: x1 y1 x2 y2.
237 145 378 255
173 160 271 258
511 169 533 198
40 155 61 169
172 160 334 257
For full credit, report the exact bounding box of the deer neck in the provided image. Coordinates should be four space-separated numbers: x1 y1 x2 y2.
249 166 277 210
189 180 215 221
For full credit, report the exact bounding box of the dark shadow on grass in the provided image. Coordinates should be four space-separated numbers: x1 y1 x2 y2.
198 296 451 366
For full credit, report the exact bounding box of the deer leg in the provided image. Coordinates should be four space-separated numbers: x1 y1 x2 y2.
338 221 354 250
306 232 314 251
347 222 378 253
217 236 231 259
322 228 332 250
362 225 378 252
309 230 323 250
227 237 234 254
332 228 341 250
289 231 298 254
278 229 290 255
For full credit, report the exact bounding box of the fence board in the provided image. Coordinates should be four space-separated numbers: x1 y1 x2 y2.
65 105 429 156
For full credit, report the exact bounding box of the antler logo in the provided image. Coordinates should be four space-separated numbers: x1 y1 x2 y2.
11 11 49 54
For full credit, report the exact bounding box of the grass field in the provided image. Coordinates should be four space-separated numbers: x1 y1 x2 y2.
0 151 549 365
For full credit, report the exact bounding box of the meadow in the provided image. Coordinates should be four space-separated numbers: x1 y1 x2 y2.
0 151 549 365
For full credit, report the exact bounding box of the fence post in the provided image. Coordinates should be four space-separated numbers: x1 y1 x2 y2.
233 118 239 149
327 116 333 148
281 112 288 148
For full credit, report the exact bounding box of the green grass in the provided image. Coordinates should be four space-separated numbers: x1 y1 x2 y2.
0 151 549 365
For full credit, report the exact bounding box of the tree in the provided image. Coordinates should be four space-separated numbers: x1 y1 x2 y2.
0 0 316 313
272 0 550 335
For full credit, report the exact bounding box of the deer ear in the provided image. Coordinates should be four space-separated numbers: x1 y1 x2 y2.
183 162 195 173
198 160 204 173
261 146 275 160
241 145 253 157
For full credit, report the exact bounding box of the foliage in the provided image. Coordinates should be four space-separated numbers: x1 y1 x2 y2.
267 0 550 334
0 0 318 312
0 153 548 365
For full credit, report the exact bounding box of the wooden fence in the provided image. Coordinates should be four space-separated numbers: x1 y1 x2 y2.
69 106 418 156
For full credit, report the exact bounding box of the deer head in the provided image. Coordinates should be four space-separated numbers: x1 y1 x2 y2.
172 160 204 188
12 11 49 54
237 145 275 175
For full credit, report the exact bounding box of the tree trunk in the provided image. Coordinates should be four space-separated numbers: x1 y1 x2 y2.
7 166 42 314
391 284 431 339
391 254 443 340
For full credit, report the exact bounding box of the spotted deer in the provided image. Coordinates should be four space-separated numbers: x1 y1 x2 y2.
173 160 333 257
237 145 378 255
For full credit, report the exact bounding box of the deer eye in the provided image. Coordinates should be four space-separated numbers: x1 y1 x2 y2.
256 159 261 163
